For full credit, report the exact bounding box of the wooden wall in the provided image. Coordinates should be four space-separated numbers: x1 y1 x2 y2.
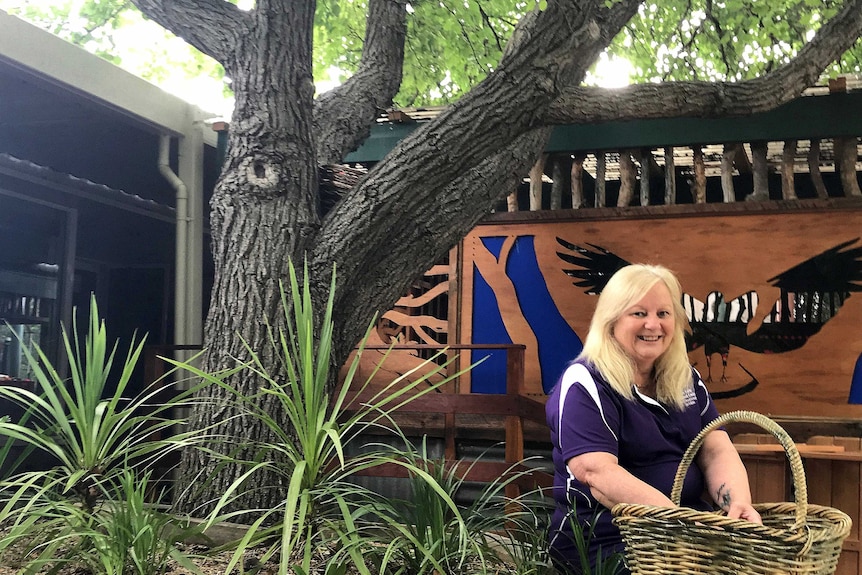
735 434 862 574
458 200 862 418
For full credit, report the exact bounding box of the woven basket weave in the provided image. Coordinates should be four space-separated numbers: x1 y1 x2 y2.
612 410 852 575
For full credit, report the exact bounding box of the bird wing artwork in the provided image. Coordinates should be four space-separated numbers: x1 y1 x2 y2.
556 237 862 399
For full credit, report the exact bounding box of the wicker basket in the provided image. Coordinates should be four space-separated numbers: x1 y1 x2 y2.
612 410 852 575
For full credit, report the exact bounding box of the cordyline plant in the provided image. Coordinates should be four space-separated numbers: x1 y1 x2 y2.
0 295 209 574
170 260 483 575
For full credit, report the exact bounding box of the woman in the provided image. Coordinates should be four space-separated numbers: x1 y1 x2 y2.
546 264 761 573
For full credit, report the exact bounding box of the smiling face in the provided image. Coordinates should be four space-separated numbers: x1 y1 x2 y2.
611 281 676 376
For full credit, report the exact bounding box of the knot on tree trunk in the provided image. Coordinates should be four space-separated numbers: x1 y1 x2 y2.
244 157 281 189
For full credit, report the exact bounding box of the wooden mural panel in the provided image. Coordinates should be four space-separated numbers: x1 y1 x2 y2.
459 205 862 418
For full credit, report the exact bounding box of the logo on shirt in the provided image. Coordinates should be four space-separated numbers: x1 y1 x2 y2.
683 386 697 408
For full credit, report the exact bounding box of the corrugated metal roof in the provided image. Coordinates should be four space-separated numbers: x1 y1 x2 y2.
0 152 176 222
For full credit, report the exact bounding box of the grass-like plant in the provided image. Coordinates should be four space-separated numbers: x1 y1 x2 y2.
171 260 475 575
555 509 626 575
359 435 551 575
0 295 208 573
83 469 204 575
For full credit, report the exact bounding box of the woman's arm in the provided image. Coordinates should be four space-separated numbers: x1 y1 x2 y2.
568 451 675 509
696 429 762 523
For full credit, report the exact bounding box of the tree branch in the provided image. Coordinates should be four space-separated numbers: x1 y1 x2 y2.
313 0 407 164
311 0 643 354
543 0 862 124
131 0 249 63
317 128 553 360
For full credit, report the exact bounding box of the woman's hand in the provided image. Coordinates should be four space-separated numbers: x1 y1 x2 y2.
726 501 762 524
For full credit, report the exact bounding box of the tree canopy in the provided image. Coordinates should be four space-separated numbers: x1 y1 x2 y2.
4 0 861 110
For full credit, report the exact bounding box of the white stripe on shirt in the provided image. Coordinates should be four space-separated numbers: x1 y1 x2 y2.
557 363 618 445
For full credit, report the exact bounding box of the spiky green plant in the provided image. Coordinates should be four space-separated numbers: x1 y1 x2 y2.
60 469 204 575
358 434 549 575
0 294 210 573
171 260 475 575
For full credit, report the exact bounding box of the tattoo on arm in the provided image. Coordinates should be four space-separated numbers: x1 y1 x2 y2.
716 483 732 510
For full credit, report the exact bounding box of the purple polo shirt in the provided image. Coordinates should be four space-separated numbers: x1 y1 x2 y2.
545 360 719 570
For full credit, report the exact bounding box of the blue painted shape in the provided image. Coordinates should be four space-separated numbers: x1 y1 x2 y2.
481 236 506 261
471 262 511 393
506 236 583 393
849 352 862 404
470 235 584 394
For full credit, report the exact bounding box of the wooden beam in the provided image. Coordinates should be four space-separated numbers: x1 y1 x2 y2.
618 150 636 207
836 137 862 197
692 144 706 203
529 154 547 210
595 152 606 208
639 148 651 206
808 138 829 199
721 143 737 202
750 140 770 200
571 153 586 209
781 139 798 200
664 146 676 205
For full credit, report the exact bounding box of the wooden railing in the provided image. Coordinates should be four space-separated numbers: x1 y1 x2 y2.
341 344 552 498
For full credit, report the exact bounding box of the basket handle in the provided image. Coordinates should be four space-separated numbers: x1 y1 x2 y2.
669 410 807 531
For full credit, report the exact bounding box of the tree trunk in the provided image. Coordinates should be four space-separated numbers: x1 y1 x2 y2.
173 1 320 515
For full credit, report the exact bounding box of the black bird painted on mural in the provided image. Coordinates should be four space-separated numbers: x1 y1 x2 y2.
556 237 862 398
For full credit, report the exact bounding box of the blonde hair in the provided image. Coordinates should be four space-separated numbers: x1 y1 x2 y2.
577 264 693 409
